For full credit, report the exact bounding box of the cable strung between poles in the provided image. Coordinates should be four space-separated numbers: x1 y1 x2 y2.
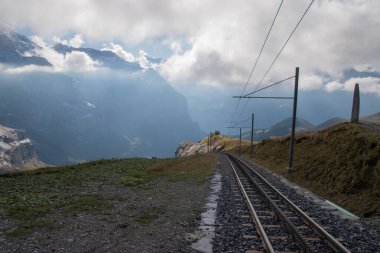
236 0 315 121
230 0 284 124
243 76 294 97
252 0 315 93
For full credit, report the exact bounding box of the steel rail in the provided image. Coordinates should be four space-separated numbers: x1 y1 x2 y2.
228 154 313 252
225 155 275 253
227 153 351 253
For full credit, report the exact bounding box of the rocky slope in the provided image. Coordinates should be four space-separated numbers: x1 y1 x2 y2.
175 134 250 157
0 124 43 174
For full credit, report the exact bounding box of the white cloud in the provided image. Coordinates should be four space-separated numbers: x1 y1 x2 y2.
300 73 324 90
354 64 378 73
325 77 380 95
137 49 157 69
52 36 68 45
325 81 344 93
0 64 53 74
63 51 100 71
68 34 84 48
1 0 380 93
30 35 47 47
52 34 84 48
101 42 135 62
29 35 101 72
170 41 182 54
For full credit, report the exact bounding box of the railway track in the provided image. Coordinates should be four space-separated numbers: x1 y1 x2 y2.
224 153 351 253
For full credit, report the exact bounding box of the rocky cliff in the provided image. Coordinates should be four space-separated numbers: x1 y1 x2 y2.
175 134 243 157
0 124 44 174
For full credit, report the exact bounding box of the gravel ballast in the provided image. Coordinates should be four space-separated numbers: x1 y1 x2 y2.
213 153 380 252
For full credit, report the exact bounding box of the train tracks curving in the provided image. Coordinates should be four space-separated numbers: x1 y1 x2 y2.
224 153 351 253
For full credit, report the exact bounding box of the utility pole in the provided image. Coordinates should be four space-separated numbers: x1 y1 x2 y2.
226 126 251 156
239 127 242 156
207 133 210 152
288 67 299 171
232 67 300 171
250 113 254 158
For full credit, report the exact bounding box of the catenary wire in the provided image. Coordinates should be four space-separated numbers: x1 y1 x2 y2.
229 0 284 124
235 0 315 122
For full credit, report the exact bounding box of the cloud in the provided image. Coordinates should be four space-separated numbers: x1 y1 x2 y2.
354 64 378 73
325 77 380 95
29 35 101 72
299 73 324 90
137 49 157 69
101 42 135 62
0 0 379 93
170 41 182 54
52 34 84 48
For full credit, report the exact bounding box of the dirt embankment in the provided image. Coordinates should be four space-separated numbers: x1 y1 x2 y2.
241 123 380 217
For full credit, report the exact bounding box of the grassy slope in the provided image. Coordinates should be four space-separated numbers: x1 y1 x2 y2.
0 154 217 237
209 134 252 152
235 123 380 217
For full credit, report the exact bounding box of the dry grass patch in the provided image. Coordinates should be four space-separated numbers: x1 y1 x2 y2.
149 153 217 183
243 123 380 217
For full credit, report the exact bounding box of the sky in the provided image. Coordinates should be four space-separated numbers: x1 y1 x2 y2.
0 0 379 131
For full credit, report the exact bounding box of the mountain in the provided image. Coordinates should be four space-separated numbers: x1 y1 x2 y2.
0 69 204 164
0 23 52 67
237 117 314 141
362 112 380 125
0 123 44 173
264 117 314 137
312 117 347 131
53 43 141 71
0 27 204 164
237 110 380 141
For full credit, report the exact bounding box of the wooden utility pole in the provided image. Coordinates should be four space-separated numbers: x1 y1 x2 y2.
288 67 299 171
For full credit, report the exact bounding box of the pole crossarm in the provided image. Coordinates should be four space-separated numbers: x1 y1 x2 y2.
233 96 294 99
243 76 295 97
229 117 251 128
226 126 251 129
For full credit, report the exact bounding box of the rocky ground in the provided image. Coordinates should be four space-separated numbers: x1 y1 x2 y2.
0 124 44 174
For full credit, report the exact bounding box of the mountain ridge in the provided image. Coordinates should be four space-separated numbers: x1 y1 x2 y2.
0 27 204 164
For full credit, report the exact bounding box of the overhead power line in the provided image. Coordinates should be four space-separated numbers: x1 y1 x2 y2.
236 0 315 121
252 0 315 93
243 75 294 97
226 116 251 128
230 0 284 124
